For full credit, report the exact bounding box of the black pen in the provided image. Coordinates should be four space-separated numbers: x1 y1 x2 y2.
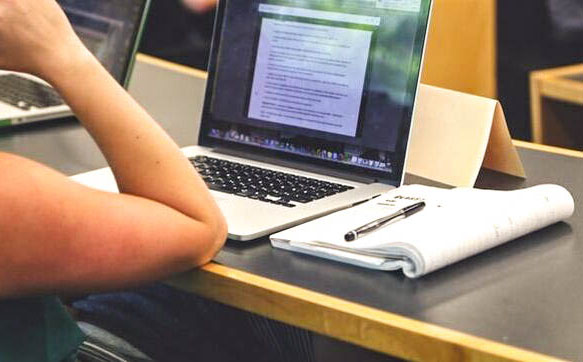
344 201 426 242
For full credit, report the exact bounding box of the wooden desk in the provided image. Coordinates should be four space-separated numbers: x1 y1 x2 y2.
2 55 582 361
530 64 583 149
136 56 583 361
168 142 583 362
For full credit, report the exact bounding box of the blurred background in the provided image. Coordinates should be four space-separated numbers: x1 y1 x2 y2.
138 0 583 150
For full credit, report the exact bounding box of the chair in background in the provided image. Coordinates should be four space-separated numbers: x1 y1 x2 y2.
498 0 583 141
530 64 583 150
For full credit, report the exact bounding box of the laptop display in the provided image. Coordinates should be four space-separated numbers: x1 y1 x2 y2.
59 0 149 86
71 0 433 241
0 0 150 127
200 0 432 186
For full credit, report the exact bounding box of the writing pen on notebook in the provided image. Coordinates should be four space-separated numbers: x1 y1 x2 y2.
344 201 426 242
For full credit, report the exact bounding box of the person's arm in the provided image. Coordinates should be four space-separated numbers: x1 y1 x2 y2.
0 0 227 298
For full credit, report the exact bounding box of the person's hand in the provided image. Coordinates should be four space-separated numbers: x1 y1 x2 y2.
0 0 90 80
182 0 217 13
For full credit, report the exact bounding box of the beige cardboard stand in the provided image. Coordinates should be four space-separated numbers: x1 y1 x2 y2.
406 84 526 187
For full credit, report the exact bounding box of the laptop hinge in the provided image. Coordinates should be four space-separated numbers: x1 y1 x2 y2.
212 147 383 184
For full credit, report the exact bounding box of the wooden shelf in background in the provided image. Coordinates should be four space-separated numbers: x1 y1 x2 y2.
530 64 583 149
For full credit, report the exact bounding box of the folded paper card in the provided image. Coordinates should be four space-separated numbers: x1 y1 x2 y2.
270 184 574 278
407 85 525 187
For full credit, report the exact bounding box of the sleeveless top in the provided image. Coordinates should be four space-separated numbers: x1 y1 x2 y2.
0 296 85 362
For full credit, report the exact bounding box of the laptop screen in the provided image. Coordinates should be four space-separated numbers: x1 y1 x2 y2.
200 0 431 185
58 0 149 85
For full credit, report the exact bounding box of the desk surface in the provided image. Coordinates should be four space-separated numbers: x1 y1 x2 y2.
2 55 583 361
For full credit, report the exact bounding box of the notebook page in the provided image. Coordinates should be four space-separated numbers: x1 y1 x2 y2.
271 184 575 277
272 185 451 274
410 184 575 276
329 184 575 276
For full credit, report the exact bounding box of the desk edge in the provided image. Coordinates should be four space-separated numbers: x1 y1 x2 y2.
168 263 564 362
513 140 583 158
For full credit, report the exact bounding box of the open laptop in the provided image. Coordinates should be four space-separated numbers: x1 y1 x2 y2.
0 0 150 127
73 0 433 241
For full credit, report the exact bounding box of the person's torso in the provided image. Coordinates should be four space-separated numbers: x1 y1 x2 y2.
0 296 84 362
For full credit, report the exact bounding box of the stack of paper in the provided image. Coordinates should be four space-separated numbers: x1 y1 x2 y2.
270 184 574 278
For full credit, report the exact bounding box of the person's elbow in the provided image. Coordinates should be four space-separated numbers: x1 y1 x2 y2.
207 212 228 262
192 213 228 267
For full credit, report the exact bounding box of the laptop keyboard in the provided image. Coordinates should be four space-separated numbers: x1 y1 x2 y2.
190 156 354 208
0 74 65 110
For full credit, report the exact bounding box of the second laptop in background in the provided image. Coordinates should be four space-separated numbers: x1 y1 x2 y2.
0 0 150 127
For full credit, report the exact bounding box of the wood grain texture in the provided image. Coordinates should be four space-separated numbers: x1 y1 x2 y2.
529 64 583 145
168 263 563 362
530 71 544 143
531 64 583 106
513 139 583 158
421 0 497 98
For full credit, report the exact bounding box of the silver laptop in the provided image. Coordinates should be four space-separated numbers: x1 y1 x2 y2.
73 0 433 241
0 0 150 127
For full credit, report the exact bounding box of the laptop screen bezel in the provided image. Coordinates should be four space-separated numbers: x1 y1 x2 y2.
57 0 150 87
199 0 432 186
115 0 151 88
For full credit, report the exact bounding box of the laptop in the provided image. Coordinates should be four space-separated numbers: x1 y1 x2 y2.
0 0 150 127
72 0 433 241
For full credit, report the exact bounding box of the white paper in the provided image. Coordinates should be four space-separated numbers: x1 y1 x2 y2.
270 184 575 277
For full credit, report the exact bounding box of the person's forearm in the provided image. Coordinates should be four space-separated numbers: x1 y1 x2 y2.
45 53 224 231
0 0 227 298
